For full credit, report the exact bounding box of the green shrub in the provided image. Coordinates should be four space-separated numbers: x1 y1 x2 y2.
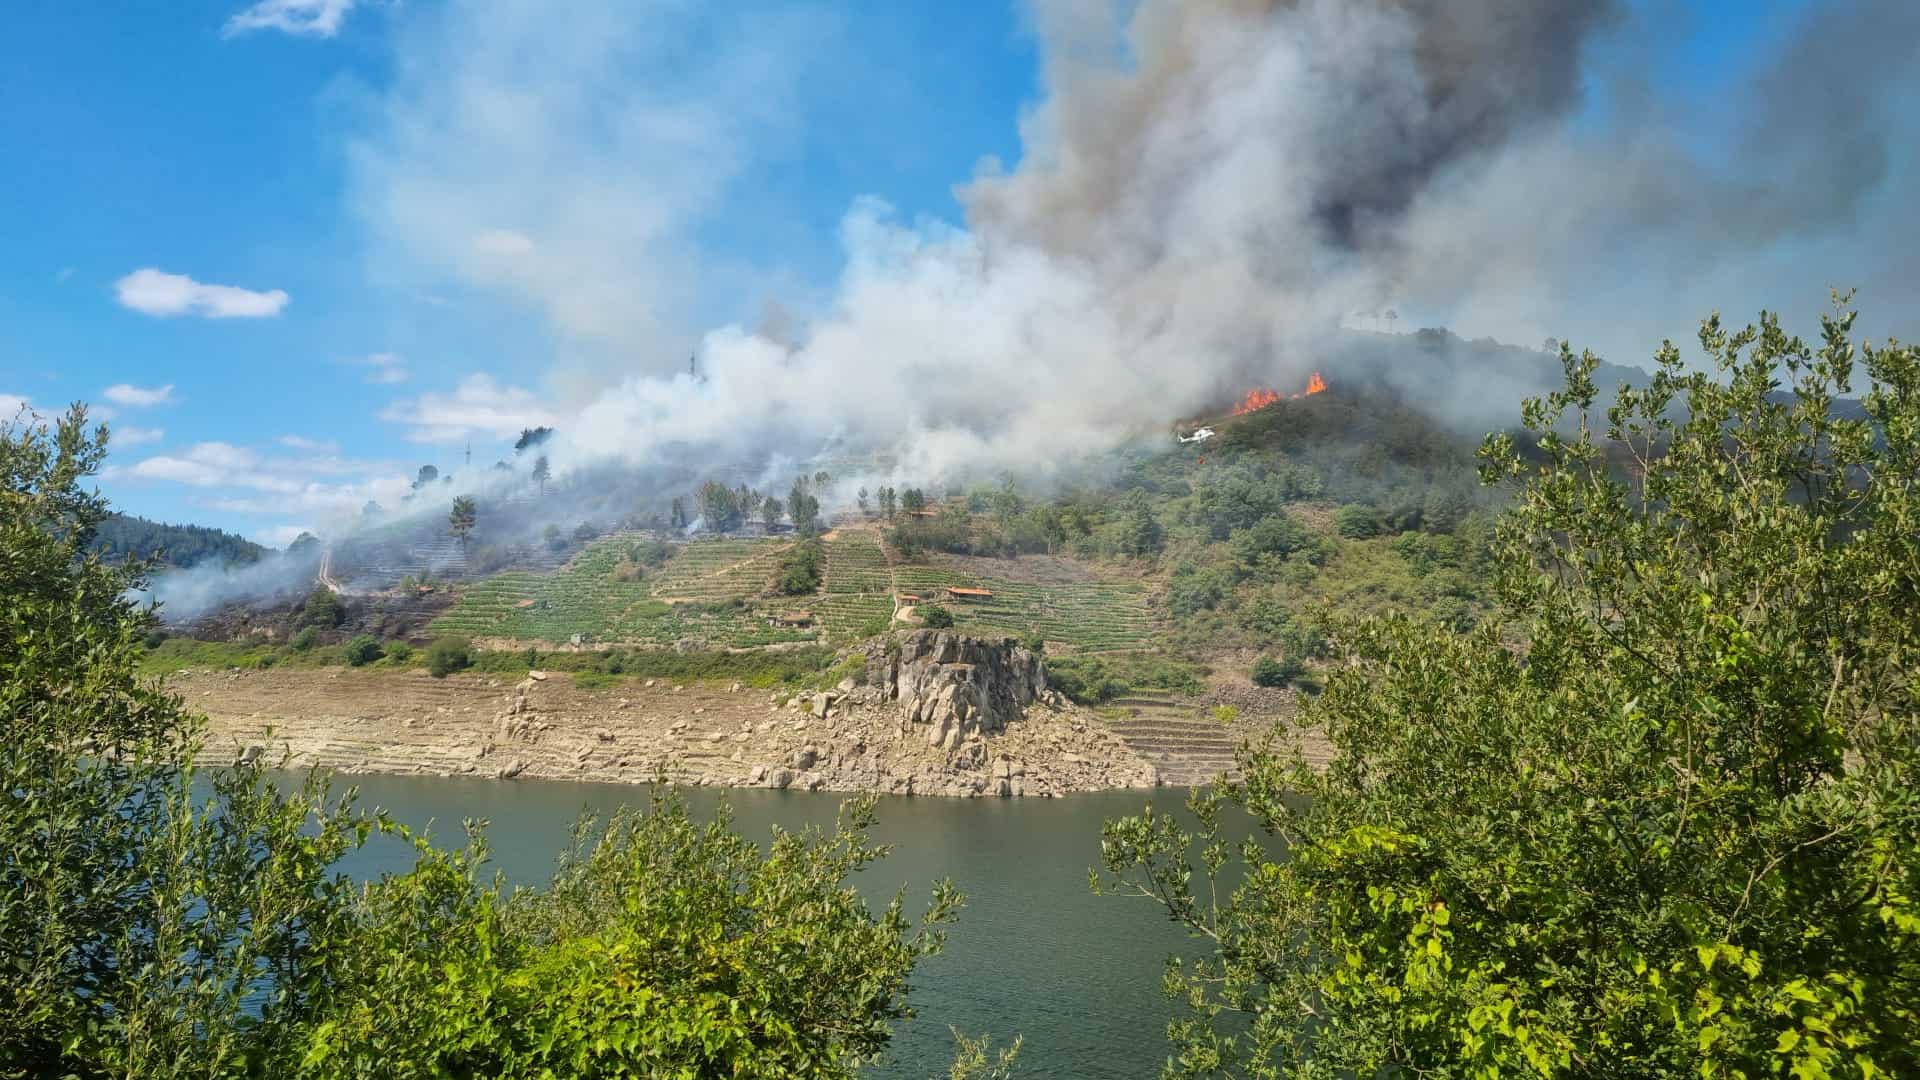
383 641 414 664
919 604 955 629
777 538 826 595
141 628 169 650
426 635 472 678
1250 654 1302 688
629 538 675 566
1100 302 1920 1076
1333 505 1381 539
1048 654 1208 704
572 670 621 690
301 586 344 627
289 626 317 651
343 635 384 667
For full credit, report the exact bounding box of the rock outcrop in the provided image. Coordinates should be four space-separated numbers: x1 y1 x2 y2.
865 631 1056 750
178 659 1163 799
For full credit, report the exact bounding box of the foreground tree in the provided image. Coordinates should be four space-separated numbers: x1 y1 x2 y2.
1 406 966 1077
1100 300 1920 1077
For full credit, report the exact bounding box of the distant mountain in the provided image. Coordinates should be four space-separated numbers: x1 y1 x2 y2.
88 513 267 569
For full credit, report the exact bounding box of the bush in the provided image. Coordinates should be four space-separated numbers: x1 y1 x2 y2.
425 635 472 678
1100 303 1920 1076
919 604 955 629
301 586 344 627
776 538 827 595
141 628 169 650
1333 505 1381 539
1250 654 1303 688
343 634 384 667
383 641 414 664
1049 654 1208 704
629 538 675 566
288 626 317 651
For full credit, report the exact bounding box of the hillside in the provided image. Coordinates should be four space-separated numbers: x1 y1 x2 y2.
88 513 267 568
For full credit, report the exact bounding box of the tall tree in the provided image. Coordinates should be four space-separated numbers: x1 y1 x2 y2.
670 496 687 530
448 495 477 554
412 464 439 490
901 487 926 515
879 486 897 522
531 455 551 496
857 486 870 515
697 479 740 533
789 477 821 537
761 496 783 533
1099 301 1920 1077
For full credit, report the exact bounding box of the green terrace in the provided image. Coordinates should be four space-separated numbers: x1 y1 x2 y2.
430 535 816 648
892 561 1158 653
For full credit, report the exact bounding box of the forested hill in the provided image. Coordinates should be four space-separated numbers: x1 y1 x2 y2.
88 513 267 568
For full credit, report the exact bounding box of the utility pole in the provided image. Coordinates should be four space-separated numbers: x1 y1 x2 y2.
688 352 697 379
464 441 471 467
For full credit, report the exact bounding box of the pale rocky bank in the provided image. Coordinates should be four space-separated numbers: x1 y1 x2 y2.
176 632 1174 798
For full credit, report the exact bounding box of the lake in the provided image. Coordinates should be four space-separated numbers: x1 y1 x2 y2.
326 773 1238 1078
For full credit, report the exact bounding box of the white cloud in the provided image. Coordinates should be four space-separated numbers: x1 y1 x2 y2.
1 393 33 418
131 442 272 488
223 0 356 38
130 440 417 524
255 524 319 548
114 425 166 446
102 382 175 407
380 374 558 445
115 268 289 319
350 352 410 385
472 230 535 258
279 434 341 453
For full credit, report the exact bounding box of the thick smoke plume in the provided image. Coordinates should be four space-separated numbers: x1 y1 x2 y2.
526 0 1917 487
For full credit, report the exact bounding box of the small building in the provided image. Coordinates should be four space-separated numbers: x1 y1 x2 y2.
945 586 993 602
769 611 815 628
896 593 922 604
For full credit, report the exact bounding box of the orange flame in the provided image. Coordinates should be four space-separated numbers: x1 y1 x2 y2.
1230 371 1327 415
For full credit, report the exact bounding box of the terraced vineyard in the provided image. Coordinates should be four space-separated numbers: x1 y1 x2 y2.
823 530 892 593
648 539 789 601
430 535 816 648
893 560 1158 652
810 530 896 638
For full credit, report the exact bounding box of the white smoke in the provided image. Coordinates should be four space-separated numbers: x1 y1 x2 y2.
355 0 1919 488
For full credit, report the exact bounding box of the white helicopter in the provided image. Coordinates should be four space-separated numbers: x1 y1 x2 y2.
1176 426 1216 444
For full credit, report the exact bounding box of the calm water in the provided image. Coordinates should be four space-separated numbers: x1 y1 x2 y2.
324 773 1243 1078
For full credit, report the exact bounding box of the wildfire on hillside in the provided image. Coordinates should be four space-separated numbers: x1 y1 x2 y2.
1229 371 1328 416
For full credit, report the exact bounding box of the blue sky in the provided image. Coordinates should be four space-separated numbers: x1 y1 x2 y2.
0 0 1037 544
1 0 1902 547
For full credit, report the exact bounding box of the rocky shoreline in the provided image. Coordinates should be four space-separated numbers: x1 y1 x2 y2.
173 633 1164 798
